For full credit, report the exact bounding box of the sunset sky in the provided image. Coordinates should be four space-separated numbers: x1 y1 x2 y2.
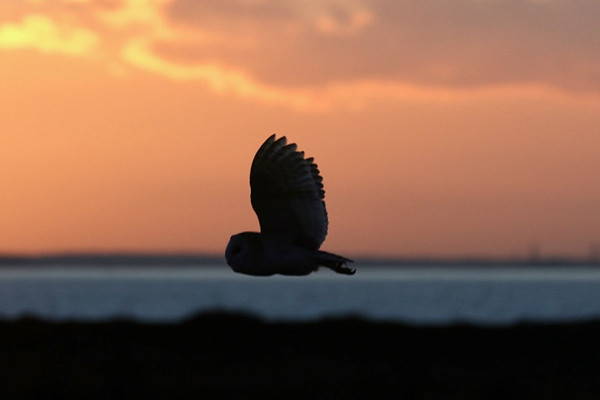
1 0 599 259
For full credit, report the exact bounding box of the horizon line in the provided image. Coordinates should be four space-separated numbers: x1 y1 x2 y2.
0 251 598 267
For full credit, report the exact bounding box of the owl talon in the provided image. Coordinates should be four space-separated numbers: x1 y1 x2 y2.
335 263 356 275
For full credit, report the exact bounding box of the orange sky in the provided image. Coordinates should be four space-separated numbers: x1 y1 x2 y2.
1 0 599 259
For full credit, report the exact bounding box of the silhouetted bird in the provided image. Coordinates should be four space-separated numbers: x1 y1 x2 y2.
225 134 355 276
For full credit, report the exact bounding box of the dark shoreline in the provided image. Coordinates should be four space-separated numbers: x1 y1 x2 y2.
1 252 599 267
2 313 600 399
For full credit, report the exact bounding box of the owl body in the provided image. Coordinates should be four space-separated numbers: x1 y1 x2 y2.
226 231 352 276
226 232 317 276
225 135 354 276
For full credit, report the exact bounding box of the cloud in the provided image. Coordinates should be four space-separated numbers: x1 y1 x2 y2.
162 0 600 92
116 38 600 112
1 0 599 111
166 0 374 36
313 9 374 36
0 14 97 55
121 38 334 112
94 0 170 34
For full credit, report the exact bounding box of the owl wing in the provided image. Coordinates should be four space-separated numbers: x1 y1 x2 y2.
250 134 328 250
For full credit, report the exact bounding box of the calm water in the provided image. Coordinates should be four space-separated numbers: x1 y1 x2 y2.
2 264 600 325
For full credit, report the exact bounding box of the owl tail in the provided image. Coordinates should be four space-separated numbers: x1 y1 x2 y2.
317 251 356 275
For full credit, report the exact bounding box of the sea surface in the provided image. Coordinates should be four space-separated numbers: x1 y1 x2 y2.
2 264 600 325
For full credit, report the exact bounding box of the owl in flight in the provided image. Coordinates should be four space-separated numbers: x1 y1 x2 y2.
225 134 355 276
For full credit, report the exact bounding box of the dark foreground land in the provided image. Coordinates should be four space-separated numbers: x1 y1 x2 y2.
2 314 600 399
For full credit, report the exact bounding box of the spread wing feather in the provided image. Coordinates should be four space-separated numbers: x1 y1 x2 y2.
250 134 328 249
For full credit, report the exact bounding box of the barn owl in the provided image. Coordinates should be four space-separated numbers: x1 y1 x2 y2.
225 134 355 276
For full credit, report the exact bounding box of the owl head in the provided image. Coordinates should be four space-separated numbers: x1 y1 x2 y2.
225 232 260 274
